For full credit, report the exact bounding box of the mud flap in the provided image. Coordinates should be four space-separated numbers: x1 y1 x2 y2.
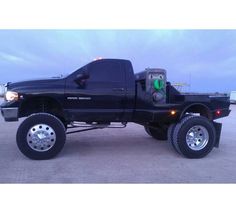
213 121 222 148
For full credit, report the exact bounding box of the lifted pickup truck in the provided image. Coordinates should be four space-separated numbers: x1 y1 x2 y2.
0 59 231 160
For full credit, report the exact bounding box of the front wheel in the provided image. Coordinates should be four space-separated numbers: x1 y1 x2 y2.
172 116 216 158
16 113 66 160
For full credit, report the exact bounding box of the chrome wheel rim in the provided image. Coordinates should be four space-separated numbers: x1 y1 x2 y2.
27 124 56 152
186 125 209 151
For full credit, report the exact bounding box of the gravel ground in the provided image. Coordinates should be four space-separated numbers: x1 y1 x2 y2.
0 98 235 183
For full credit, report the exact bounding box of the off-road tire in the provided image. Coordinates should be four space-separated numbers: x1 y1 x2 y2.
172 115 216 158
168 123 179 152
16 113 66 160
168 114 193 153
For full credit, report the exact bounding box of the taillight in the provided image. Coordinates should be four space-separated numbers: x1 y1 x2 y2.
216 110 221 116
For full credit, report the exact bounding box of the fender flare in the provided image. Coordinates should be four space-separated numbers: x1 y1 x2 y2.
180 103 212 120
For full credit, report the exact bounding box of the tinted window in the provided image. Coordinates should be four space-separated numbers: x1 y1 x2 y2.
89 61 124 82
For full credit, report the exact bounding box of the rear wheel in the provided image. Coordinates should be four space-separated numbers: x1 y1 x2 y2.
168 123 179 152
16 113 66 160
172 116 216 158
144 125 168 141
168 114 194 153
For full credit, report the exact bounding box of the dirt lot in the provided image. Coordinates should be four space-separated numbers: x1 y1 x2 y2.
0 99 235 183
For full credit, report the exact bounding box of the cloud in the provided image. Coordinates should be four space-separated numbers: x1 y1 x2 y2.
0 51 26 63
0 30 235 92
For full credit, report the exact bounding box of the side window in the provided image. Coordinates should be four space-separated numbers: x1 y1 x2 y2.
89 61 125 83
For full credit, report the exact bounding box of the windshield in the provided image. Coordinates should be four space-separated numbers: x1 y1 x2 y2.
68 64 89 78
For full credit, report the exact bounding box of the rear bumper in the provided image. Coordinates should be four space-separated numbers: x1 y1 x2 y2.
1 107 19 121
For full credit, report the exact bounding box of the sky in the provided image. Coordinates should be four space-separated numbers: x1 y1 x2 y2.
0 30 235 93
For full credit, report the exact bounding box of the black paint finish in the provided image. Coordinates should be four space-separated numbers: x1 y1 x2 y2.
0 59 231 124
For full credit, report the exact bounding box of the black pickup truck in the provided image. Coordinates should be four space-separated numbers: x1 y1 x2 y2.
0 59 231 160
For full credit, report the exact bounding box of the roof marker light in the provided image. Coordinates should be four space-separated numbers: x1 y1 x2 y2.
93 57 103 61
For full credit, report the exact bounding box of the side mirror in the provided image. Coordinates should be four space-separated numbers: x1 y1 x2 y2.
74 73 89 85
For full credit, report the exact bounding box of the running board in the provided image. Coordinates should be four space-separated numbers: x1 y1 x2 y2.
68 121 127 129
66 122 127 135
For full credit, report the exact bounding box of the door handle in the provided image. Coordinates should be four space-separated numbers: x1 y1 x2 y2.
112 88 125 91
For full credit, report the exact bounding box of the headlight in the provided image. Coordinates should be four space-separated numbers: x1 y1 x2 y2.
5 91 19 102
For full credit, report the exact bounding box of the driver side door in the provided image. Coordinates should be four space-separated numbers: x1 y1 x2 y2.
65 60 126 122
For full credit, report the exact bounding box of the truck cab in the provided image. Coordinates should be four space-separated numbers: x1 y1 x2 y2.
64 59 135 122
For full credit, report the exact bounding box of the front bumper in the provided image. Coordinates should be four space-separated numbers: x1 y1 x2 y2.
1 107 19 121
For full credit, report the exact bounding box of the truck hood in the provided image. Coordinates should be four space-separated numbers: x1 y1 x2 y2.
7 77 66 92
